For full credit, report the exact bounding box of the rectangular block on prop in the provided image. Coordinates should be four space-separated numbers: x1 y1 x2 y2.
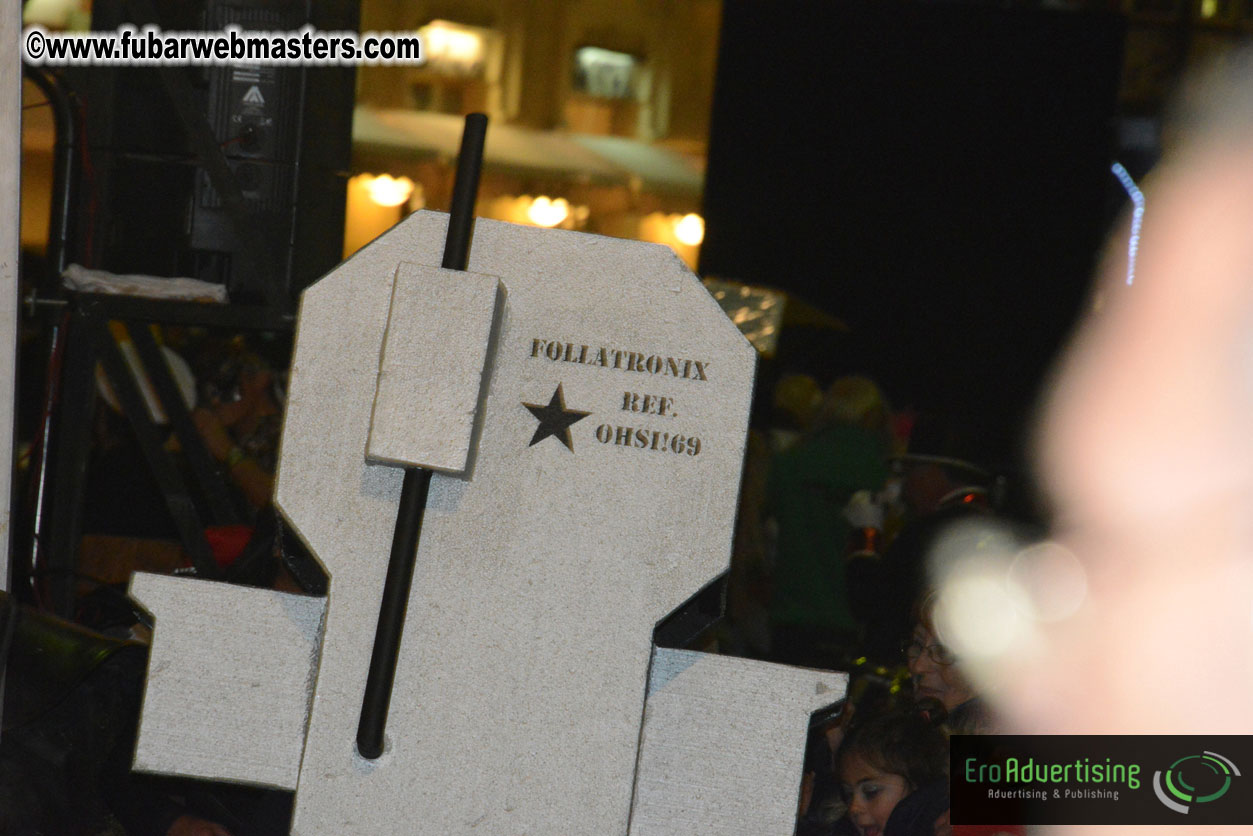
367 261 501 473
128 573 325 790
629 649 846 835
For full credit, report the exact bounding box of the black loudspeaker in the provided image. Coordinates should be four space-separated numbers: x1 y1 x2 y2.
701 0 1125 461
78 0 358 308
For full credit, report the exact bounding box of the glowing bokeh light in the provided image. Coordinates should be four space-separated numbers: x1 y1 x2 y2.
363 174 415 208
928 519 1030 659
927 519 1020 584
422 20 485 66
673 213 705 247
527 196 570 228
935 564 1032 660
1008 540 1088 622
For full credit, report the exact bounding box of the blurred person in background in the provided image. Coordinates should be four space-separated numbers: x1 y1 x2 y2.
904 591 988 734
765 376 893 669
858 457 993 665
723 373 823 658
190 335 283 513
934 49 1253 836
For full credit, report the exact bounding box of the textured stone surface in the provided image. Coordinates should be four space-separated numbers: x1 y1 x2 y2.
366 261 501 473
275 212 756 835
630 649 845 836
128 573 325 790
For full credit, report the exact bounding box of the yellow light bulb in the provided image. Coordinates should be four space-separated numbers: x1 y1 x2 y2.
364 174 415 208
673 213 704 247
527 196 570 228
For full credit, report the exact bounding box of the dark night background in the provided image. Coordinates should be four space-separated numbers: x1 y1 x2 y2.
701 0 1127 468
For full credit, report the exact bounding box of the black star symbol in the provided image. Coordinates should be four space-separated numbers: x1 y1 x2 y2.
523 384 590 451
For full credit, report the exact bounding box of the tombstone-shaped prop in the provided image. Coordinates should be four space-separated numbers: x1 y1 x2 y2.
129 209 845 834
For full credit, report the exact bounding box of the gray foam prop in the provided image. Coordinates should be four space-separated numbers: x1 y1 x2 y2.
366 261 500 471
131 212 843 834
630 649 847 836
129 574 325 790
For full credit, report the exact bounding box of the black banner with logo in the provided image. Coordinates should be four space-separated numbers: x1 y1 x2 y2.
952 735 1253 825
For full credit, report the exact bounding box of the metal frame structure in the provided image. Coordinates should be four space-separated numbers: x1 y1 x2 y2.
41 294 291 616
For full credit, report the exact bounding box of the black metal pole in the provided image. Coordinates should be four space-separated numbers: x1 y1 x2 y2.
441 114 488 272
24 67 76 281
356 113 488 760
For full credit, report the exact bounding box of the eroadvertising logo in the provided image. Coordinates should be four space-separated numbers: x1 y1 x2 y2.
1153 751 1240 814
952 736 1253 826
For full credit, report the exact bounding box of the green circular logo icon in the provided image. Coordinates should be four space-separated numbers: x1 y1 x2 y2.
1153 752 1241 814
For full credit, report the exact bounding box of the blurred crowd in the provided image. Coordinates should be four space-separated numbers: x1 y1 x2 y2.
722 367 1016 836
737 47 1253 836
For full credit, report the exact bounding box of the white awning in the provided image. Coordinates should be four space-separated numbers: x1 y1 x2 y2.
352 107 704 199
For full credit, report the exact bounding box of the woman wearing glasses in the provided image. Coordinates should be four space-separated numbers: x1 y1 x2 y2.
904 593 987 734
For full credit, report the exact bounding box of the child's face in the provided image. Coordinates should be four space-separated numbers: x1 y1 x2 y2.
840 752 911 836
